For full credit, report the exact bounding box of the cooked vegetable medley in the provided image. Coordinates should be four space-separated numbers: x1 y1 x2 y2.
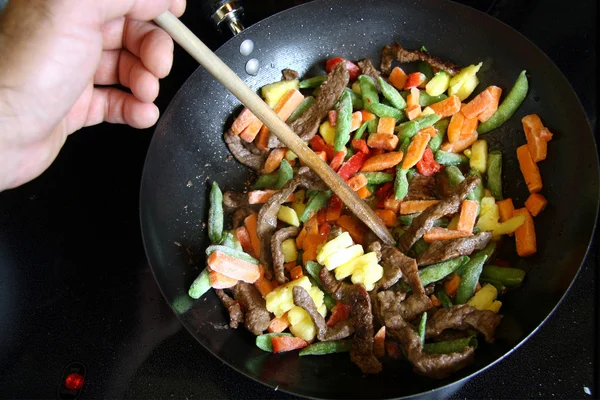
188 42 554 378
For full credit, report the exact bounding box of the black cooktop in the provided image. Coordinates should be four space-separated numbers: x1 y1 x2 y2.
0 0 597 398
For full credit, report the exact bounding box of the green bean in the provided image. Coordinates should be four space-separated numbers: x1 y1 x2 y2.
274 159 293 189
256 333 293 352
412 238 430 257
435 216 450 228
299 340 352 356
429 119 449 153
479 277 507 293
378 77 407 110
353 121 369 140
407 168 417 181
435 150 469 166
299 75 326 89
399 137 411 155
300 190 331 222
362 172 394 185
344 88 364 110
419 256 470 287
418 312 428 347
358 75 379 104
480 241 497 260
334 91 353 152
367 118 379 134
251 172 279 189
487 150 503 200
478 70 529 134
467 169 484 209
188 268 211 299
398 213 420 226
455 254 489 304
401 91 448 107
208 181 224 244
481 266 526 288
445 165 465 186
366 102 404 121
392 226 405 242
304 260 324 285
205 245 259 264
287 96 315 124
418 62 435 80
423 337 478 354
436 290 453 308
396 114 440 141
366 183 377 194
394 167 409 200
221 231 235 248
381 98 393 107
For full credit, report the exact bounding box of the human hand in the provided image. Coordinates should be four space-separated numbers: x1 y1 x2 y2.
0 0 186 191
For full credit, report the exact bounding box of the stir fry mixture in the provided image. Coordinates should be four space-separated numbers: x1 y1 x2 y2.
188 42 554 378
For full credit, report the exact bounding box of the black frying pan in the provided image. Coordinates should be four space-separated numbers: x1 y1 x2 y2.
140 0 599 398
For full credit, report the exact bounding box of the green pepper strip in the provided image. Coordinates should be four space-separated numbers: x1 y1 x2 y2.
363 172 394 185
478 70 528 134
251 172 279 189
394 167 409 200
378 77 407 110
221 231 235 248
418 312 428 347
287 96 316 123
481 266 526 288
208 181 224 244
429 119 449 153
274 159 294 190
205 245 259 265
419 256 470 287
334 91 353 152
366 102 405 121
256 333 293 352
353 121 369 140
455 253 489 304
358 75 379 104
423 337 478 354
300 191 331 223
299 75 326 89
487 150 503 200
299 340 352 356
188 268 211 299
396 114 441 141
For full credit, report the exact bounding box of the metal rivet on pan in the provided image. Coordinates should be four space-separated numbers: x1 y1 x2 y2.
239 39 254 56
245 58 259 75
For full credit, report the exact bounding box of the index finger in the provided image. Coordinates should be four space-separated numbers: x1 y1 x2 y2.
96 0 186 27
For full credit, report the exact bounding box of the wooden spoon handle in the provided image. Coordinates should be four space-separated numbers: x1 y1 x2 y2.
154 12 394 245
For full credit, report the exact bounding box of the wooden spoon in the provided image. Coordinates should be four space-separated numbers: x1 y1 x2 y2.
154 12 394 245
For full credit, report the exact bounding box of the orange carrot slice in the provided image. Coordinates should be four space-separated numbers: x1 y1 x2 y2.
336 215 365 244
256 89 305 142
401 129 431 169
347 173 368 191
360 151 404 172
231 107 258 135
361 110 377 121
407 88 420 109
271 336 308 353
405 104 421 120
207 251 261 283
456 200 479 233
367 133 399 151
524 193 548 217
388 66 408 90
374 209 397 227
477 86 502 123
255 276 275 297
236 226 255 257
399 200 440 214
268 315 290 333
522 114 548 162
209 269 239 289
351 111 363 131
289 265 304 280
440 131 478 153
516 144 542 193
244 213 261 258
461 89 494 119
444 274 461 297
447 111 465 143
239 117 264 143
497 198 515 223
384 197 402 214
356 186 371 199
377 117 397 135
248 190 295 205
423 227 471 242
514 208 536 256
263 148 287 174
429 95 461 118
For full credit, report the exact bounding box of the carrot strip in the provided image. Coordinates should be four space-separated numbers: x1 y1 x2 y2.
207 251 261 283
346 173 368 191
516 144 542 193
373 326 386 358
461 89 494 119
326 195 343 222
524 193 548 217
460 114 479 139
538 127 554 142
255 277 275 297
522 114 548 162
296 215 318 249
209 269 238 289
268 315 290 333
477 86 502 123
377 117 396 135
456 200 479 233
351 111 363 131
447 111 465 143
239 117 264 143
420 125 437 139
514 208 536 256
423 227 471 242
388 66 408 90
284 261 297 272
290 265 304 280
236 226 255 257
361 110 377 121
430 295 441 307
248 190 295 204
374 209 397 227
405 105 421 121
440 131 478 153
399 200 440 214
231 107 257 135
401 129 431 169
336 215 365 244
302 233 325 264
496 198 515 222
384 196 402 214
356 186 371 199
244 213 261 258
360 151 404 172
257 89 305 142
367 133 399 151
407 87 420 109
429 95 461 118
444 273 461 297
263 148 287 174
327 303 351 327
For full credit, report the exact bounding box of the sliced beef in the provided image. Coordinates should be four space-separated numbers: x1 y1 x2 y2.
398 174 480 253
319 267 346 300
282 68 299 81
231 282 270 335
367 240 382 262
215 289 244 329
347 284 382 374
435 173 454 199
223 191 249 211
425 304 502 343
232 207 253 229
327 225 344 242
380 42 461 76
417 231 493 266
378 290 432 328
407 174 437 200
268 62 349 148
381 245 423 294
224 130 267 171
357 58 380 82
271 226 300 284
292 286 354 341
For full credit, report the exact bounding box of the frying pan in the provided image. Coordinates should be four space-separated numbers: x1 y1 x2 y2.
139 0 599 398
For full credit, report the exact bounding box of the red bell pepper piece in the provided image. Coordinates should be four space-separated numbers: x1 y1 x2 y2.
351 139 370 154
329 149 347 171
325 57 361 81
404 72 427 90
337 152 367 180
317 208 327 225
319 222 332 238
271 336 308 353
326 195 343 222
309 135 335 161
326 302 351 327
328 110 337 127
416 148 441 176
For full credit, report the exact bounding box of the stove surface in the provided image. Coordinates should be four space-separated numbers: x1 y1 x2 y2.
0 0 597 399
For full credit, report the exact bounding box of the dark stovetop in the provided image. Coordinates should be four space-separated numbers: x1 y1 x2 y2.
0 0 597 398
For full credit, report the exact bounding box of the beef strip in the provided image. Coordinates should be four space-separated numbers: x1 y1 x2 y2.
407 174 438 200
268 62 349 148
327 225 344 242
232 207 253 229
435 173 454 199
347 284 382 374
319 267 346 300
292 286 354 341
215 289 244 329
223 191 250 210
417 231 493 266
381 245 423 294
380 42 461 76
367 240 382 262
271 226 300 284
398 174 480 253
425 304 502 343
224 130 267 171
378 290 432 328
282 68 299 81
357 58 380 82
231 282 270 335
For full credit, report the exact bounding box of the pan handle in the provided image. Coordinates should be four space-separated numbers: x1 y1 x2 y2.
210 0 245 35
